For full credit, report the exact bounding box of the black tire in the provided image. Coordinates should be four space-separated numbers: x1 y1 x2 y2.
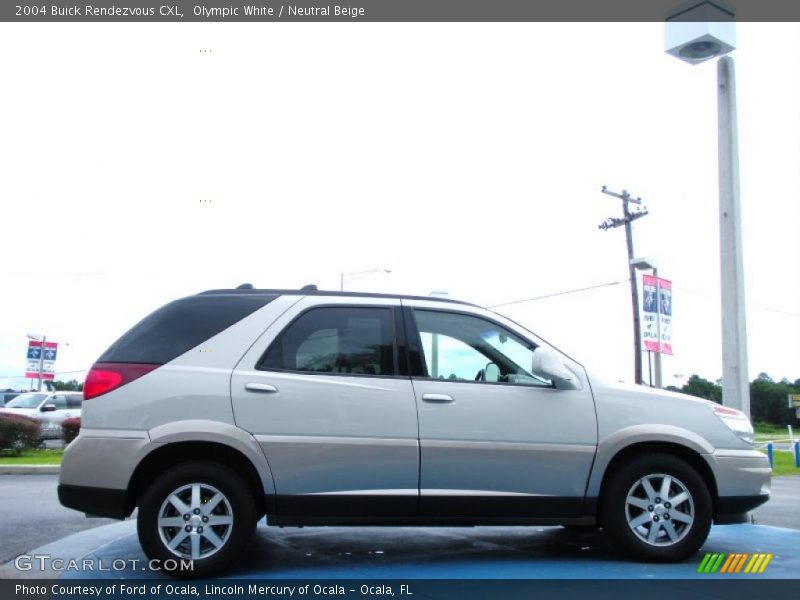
137 460 257 578
600 452 712 562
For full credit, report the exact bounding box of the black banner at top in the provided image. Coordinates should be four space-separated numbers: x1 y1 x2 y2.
2 0 800 23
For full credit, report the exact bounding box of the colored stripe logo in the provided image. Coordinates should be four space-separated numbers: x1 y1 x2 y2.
697 552 773 574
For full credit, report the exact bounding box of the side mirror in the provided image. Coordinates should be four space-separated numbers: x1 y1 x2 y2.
484 363 501 383
40 404 57 412
531 347 580 390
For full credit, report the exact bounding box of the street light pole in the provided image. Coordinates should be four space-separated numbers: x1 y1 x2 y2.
631 257 663 388
665 1 749 416
35 335 46 392
653 267 663 388
717 56 750 416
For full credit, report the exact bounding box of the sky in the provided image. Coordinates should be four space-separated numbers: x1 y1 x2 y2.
0 21 798 390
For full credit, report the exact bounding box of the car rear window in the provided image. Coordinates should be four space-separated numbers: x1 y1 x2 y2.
98 294 277 365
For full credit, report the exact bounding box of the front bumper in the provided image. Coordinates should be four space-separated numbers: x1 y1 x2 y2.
707 449 771 524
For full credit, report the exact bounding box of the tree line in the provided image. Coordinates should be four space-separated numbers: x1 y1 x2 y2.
667 373 800 426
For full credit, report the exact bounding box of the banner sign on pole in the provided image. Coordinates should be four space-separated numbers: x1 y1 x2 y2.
642 275 673 356
24 341 58 380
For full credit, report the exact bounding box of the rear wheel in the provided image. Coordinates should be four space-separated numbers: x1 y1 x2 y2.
137 461 257 578
600 453 712 562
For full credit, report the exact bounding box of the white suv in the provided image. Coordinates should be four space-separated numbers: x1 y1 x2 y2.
58 287 770 577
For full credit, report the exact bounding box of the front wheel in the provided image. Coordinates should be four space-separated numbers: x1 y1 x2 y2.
600 453 712 562
137 461 257 578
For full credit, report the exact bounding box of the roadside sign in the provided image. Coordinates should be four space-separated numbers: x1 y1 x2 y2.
788 394 800 408
642 275 673 356
24 340 58 380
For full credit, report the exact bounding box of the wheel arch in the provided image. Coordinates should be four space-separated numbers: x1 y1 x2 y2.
129 440 272 517
594 441 719 519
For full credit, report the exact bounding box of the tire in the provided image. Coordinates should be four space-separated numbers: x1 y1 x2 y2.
137 460 257 578
600 452 712 562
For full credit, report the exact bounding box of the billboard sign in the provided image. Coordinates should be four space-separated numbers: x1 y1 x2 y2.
642 275 673 356
24 340 58 380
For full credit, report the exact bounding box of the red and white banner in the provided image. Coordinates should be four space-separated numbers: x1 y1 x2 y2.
25 340 58 380
641 275 672 356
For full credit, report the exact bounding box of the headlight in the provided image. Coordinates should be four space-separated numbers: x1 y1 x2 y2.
711 404 754 444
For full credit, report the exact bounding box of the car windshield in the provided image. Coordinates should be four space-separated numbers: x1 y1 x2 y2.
5 393 48 409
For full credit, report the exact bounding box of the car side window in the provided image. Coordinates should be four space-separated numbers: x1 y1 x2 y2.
258 306 396 376
66 396 83 409
413 309 551 387
50 395 68 410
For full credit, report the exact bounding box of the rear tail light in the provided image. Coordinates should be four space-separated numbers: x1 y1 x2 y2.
83 362 160 400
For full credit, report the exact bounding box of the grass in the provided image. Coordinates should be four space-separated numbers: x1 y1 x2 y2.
759 448 799 477
754 423 796 443
754 422 793 436
0 448 63 465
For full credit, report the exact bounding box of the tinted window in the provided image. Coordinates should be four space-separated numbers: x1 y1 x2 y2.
414 310 551 387
66 395 83 409
98 294 277 365
259 307 395 376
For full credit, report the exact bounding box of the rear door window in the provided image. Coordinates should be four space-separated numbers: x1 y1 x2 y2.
258 306 396 376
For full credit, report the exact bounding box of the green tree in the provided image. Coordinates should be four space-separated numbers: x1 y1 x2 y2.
679 374 722 404
750 373 796 426
43 379 83 392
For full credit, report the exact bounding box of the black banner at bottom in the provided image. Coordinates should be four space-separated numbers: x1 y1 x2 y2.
4 579 800 600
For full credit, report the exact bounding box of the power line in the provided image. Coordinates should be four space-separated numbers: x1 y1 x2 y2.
488 279 630 308
0 369 88 380
672 285 800 318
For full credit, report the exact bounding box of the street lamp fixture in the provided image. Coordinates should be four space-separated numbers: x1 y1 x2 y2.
664 1 736 65
665 1 750 416
340 268 392 291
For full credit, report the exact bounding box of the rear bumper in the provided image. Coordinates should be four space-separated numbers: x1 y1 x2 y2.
58 484 133 519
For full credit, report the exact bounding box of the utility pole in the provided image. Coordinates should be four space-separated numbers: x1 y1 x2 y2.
598 186 649 384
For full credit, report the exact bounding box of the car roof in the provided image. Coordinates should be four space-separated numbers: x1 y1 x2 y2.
198 287 478 307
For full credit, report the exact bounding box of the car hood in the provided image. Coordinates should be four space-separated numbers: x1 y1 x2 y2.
586 371 717 408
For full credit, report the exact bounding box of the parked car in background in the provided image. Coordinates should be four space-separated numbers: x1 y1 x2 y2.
0 391 83 439
1 390 22 406
58 286 769 577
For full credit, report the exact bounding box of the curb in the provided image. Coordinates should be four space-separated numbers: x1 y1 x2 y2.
0 465 60 475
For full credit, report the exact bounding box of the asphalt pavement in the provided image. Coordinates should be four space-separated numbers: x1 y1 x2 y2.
753 476 800 529
0 474 116 565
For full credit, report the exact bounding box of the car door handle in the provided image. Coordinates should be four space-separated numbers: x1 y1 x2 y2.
245 383 279 394
421 393 454 403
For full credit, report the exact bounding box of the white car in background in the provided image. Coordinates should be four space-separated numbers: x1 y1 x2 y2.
0 391 83 439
